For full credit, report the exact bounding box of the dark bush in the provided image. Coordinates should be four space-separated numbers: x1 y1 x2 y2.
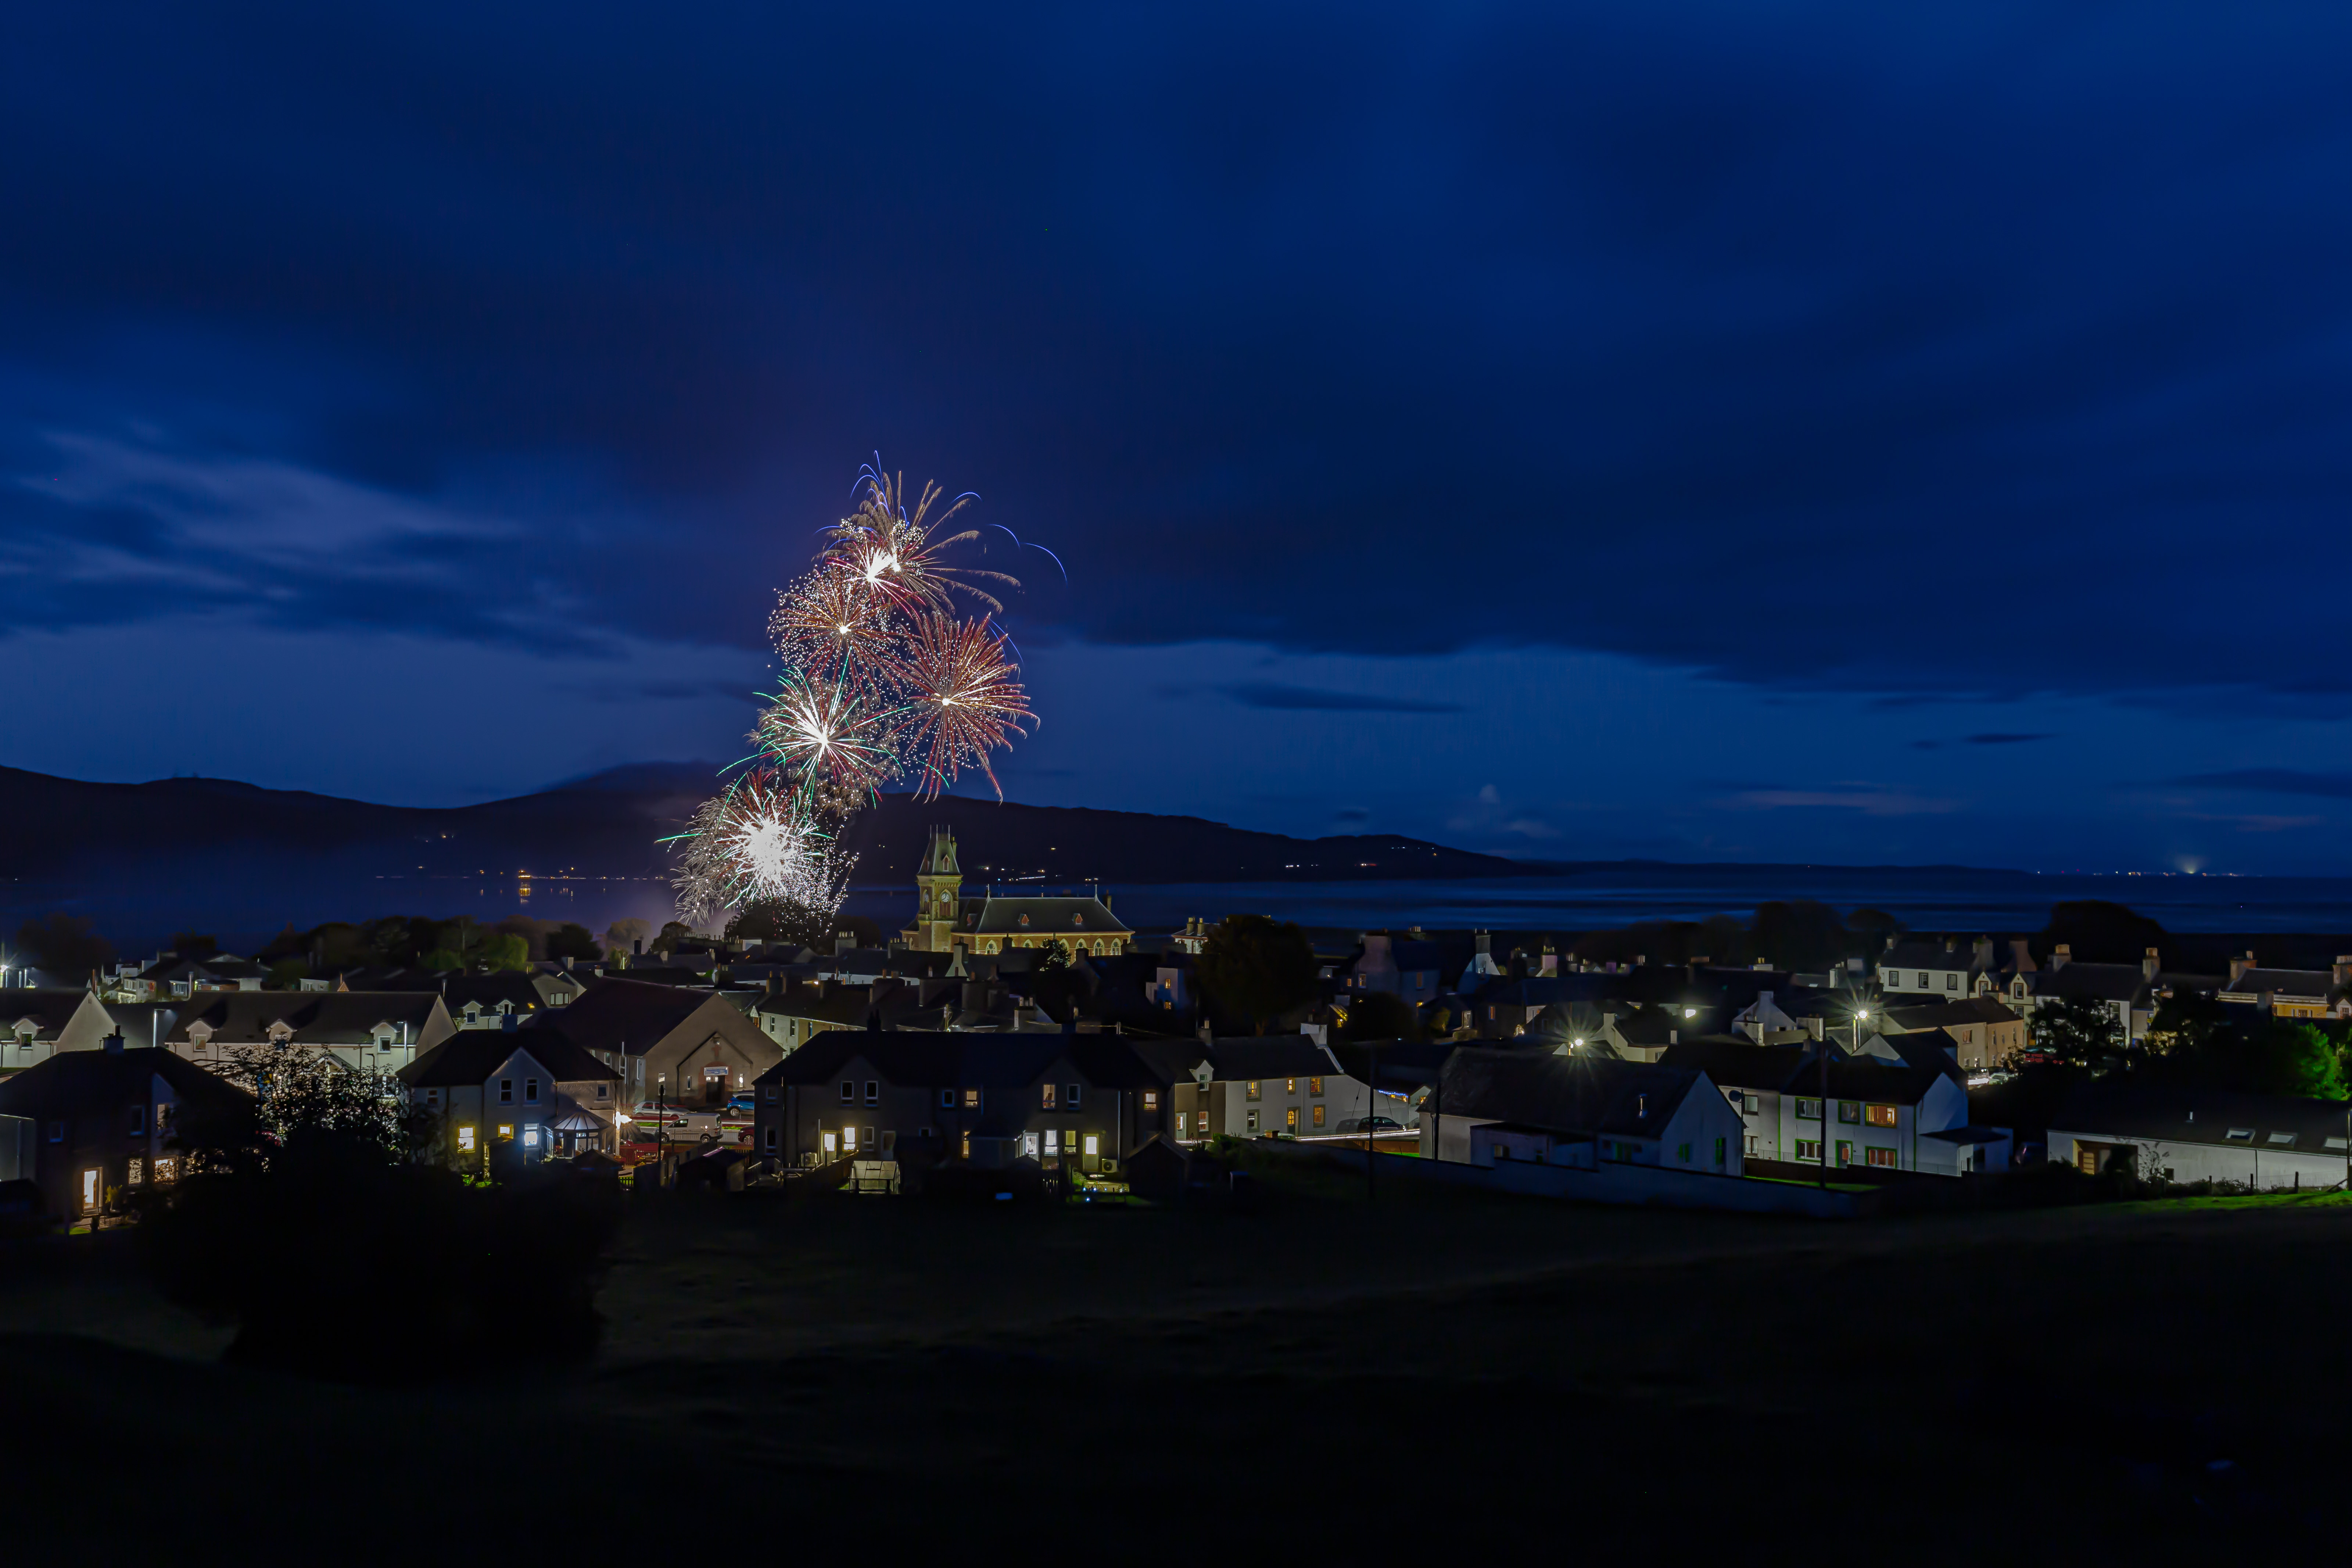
141 1130 620 1382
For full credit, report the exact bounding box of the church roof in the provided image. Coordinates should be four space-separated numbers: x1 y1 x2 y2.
969 896 1131 938
919 825 961 877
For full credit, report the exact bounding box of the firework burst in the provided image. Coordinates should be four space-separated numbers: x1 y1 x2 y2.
751 672 896 815
670 459 1050 926
820 467 1020 618
890 610 1036 800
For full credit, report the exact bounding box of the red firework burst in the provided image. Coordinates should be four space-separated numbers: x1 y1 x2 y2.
819 470 1021 619
889 611 1035 800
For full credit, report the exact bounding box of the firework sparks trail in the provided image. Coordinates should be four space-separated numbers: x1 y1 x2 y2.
889 610 1036 801
820 467 1021 619
767 565 894 683
665 768 855 927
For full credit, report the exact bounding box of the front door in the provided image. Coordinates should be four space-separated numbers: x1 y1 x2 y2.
704 1066 729 1105
80 1167 100 1213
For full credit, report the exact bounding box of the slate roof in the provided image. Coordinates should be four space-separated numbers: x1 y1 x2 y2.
1881 939 1982 973
1202 1036 1338 1081
0 1043 251 1117
0 989 95 1037
398 1023 619 1088
541 978 725 1058
176 992 444 1044
2032 964 2149 1004
1435 1047 1708 1140
2220 968 2334 1000
751 1029 1169 1091
967 896 1131 938
1656 1041 1815 1092
1881 998 2021 1031
2052 1082 2352 1153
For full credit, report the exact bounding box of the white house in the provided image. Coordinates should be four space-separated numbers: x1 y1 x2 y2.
2050 1083 2352 1190
1422 1047 1746 1178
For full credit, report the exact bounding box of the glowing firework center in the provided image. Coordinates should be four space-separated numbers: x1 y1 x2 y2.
667 465 1041 929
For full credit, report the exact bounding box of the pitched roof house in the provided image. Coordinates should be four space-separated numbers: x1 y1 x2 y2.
540 977 782 1109
398 1024 623 1163
1428 1047 1745 1176
0 1038 252 1221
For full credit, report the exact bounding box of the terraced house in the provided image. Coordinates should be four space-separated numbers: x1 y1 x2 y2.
752 1029 1173 1173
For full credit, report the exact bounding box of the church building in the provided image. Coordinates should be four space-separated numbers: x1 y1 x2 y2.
901 827 1133 959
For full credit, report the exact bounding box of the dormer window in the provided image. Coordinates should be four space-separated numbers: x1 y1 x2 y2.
1018 914 1030 928
1073 913 1084 927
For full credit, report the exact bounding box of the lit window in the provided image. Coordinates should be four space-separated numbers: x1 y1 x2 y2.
823 1131 838 1153
1866 1147 1897 1168
1308 1076 1323 1097
523 1126 539 1148
1865 1104 1897 1128
1311 1104 1325 1127
497 1125 513 1139
1246 1080 1261 1101
458 1126 476 1151
1141 1090 1158 1111
128 1157 144 1184
1083 1134 1098 1157
1286 1078 1297 1094
963 1087 981 1109
1285 1107 1298 1131
1796 1139 1822 1161
1041 1084 1057 1110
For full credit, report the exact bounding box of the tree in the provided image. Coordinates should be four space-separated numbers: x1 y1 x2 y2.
169 930 219 959
1037 938 1072 970
2038 900 2166 964
1335 990 1418 1045
604 918 651 957
2022 997 2126 1069
477 933 530 972
206 1043 431 1165
1844 907 1904 961
1196 915 1319 1034
14 912 114 979
265 958 309 990
545 922 602 962
1750 900 1845 973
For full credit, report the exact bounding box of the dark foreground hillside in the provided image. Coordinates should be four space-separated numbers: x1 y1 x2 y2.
3 1165 2346 1561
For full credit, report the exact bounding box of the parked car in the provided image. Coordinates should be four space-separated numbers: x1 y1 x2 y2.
632 1102 691 1125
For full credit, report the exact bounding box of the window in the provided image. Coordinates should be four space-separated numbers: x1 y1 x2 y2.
1864 1104 1897 1128
523 1125 540 1148
2225 1128 2255 1142
1246 1109 1260 1133
864 1081 878 1105
154 1156 178 1184
128 1105 146 1135
458 1126 476 1151
1246 1080 1262 1101
596 1084 610 1099
1796 1139 1822 1162
1836 1101 1860 1124
1795 1098 1822 1120
2267 1131 2297 1146
1312 1104 1325 1127
823 1130 838 1154
1492 1141 1509 1161
1308 1076 1323 1097
963 1087 981 1109
940 1088 955 1109
1285 1077 1297 1094
1945 973 1958 991
764 1127 778 1151
1677 1142 1690 1162
1041 1083 1058 1110
1141 1090 1159 1112
1176 1112 1188 1136
426 1087 442 1108
1066 1084 1081 1109
840 1080 855 1104
526 1078 539 1102
128 1156 144 1184
497 1124 514 1140
1713 1137 1725 1167
499 1079 513 1103
1865 1146 1898 1168
1835 1140 1853 1166
47 1121 62 1143
1285 1107 1298 1132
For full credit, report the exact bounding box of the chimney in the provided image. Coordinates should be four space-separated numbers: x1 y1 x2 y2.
561 954 574 972
2008 938 2035 975
2143 947 2160 981
2049 944 2071 972
1474 931 1491 957
632 938 643 957
2334 955 2352 989
2229 951 2255 987
103 1029 125 1054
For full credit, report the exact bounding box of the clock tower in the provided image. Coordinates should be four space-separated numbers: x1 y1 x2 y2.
909 826 964 952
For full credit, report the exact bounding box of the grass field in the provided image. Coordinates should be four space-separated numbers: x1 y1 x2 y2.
4 1153 2347 1560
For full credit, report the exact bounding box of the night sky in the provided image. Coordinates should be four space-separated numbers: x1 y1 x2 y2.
7 4 2352 873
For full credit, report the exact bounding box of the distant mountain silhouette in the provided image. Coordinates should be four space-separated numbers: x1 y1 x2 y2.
0 765 1528 889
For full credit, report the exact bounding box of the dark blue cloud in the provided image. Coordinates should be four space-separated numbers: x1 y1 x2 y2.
1965 733 2055 746
2176 768 2352 799
1219 682 1465 714
2 0 2351 707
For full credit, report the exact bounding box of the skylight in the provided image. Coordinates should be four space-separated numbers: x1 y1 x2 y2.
2224 1129 2255 1142
2267 1132 2296 1146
